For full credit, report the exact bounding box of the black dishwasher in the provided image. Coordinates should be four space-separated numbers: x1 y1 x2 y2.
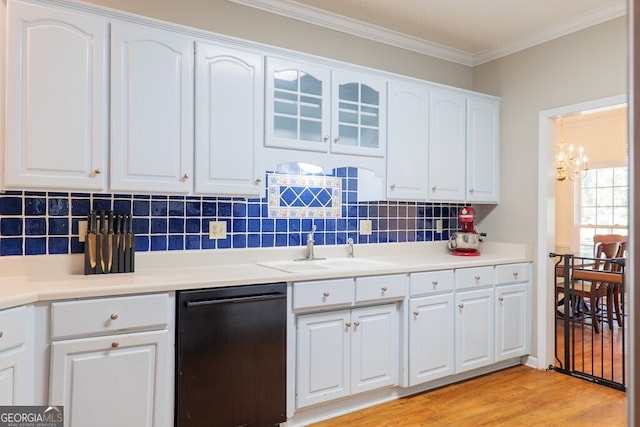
176 283 287 426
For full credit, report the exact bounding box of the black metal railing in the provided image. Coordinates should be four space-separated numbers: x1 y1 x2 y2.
549 252 626 391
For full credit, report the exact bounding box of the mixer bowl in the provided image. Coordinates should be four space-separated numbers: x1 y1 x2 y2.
447 232 480 251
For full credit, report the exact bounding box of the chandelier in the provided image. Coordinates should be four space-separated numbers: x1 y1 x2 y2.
555 117 588 182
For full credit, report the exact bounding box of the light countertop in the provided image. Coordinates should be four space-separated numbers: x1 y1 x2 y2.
0 241 532 310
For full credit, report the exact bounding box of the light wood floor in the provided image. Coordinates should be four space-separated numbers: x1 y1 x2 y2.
310 365 626 426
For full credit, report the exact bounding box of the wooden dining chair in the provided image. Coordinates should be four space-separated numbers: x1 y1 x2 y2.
566 234 625 333
609 240 627 328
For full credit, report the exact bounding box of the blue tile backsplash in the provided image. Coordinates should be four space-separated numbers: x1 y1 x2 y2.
0 168 462 256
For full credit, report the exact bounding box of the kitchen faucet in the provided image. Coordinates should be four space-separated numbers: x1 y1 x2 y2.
347 237 354 258
305 225 317 259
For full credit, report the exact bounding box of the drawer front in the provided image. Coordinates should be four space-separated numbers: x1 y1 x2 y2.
293 278 354 311
495 263 530 284
51 293 170 340
0 306 28 352
455 266 494 290
410 270 454 296
355 274 406 303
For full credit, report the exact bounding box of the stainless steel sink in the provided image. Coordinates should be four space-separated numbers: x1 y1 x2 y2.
257 257 395 273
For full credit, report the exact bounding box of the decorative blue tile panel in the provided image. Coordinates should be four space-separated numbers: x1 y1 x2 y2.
268 173 341 218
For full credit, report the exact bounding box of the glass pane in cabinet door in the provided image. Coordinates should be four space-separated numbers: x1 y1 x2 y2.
361 128 379 148
360 105 379 127
300 95 322 119
339 102 358 125
274 69 299 91
300 119 322 142
339 82 359 102
339 125 358 147
300 73 322 96
361 85 379 105
274 116 298 139
274 91 298 115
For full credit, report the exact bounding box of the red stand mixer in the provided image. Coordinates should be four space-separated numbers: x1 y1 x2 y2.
447 206 482 256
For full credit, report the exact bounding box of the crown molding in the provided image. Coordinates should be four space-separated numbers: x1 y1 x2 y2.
230 0 627 67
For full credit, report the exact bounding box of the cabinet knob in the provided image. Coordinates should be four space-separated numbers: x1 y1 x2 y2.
390 184 396 190
323 135 329 142
474 275 481 282
381 287 387 293
93 168 102 175
432 186 436 192
513 272 519 278
432 280 438 286
111 342 120 349
0 331 3 338
354 321 360 327
333 136 340 144
413 311 419 317
498 296 504 302
469 188 475 193
458 303 464 309
322 291 330 297
255 178 262 184
345 322 352 328
182 173 191 180
110 313 118 320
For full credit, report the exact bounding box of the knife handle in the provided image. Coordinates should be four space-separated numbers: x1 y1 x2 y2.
84 213 95 275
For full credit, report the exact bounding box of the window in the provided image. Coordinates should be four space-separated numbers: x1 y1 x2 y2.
577 166 628 256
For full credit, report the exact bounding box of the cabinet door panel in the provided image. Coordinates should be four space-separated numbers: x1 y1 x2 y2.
428 89 466 201
50 330 170 427
6 1 107 190
387 81 429 200
351 304 398 394
409 294 454 386
467 97 499 203
0 347 30 405
496 284 530 361
111 22 193 193
195 43 263 196
296 310 350 408
455 288 494 373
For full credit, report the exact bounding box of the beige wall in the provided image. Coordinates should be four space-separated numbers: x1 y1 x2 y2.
82 0 472 88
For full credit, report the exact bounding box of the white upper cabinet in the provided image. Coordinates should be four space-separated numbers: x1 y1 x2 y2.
6 0 108 191
265 57 331 152
194 42 264 196
467 97 500 203
110 21 194 193
265 58 386 158
387 80 430 200
428 88 500 204
428 88 467 202
330 69 386 157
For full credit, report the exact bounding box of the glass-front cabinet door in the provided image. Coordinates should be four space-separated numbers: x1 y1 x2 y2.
331 69 386 157
265 58 330 152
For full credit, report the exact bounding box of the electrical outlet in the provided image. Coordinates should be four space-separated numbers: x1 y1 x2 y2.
436 219 443 233
209 221 227 239
360 219 372 236
78 220 88 242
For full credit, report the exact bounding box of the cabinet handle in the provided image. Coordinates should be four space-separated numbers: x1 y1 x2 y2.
469 188 475 193
458 303 464 309
354 321 360 327
432 186 437 192
183 173 191 179
255 178 262 184
381 287 387 292
474 275 481 281
323 135 329 142
111 342 120 349
498 296 504 302
513 272 519 278
413 311 419 317
93 168 102 175
390 184 396 190
322 291 330 297
334 136 340 144
345 322 352 328
432 280 438 286
110 313 118 320
0 331 3 338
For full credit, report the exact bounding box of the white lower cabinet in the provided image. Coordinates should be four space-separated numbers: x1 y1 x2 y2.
408 293 454 386
495 263 531 362
296 303 398 409
0 306 33 405
48 293 173 427
455 287 494 373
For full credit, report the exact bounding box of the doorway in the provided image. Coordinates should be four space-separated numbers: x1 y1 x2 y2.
537 95 627 384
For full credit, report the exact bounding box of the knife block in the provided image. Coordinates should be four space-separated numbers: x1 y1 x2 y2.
84 211 135 275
